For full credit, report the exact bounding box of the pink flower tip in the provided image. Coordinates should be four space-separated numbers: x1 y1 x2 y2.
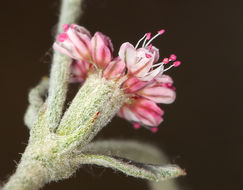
151 127 158 133
62 24 70 32
146 32 151 40
133 123 141 130
158 29 165 35
58 33 68 42
173 61 181 67
162 58 169 64
169 54 177 61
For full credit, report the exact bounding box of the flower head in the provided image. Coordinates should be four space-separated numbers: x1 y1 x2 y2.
53 24 181 132
54 24 92 61
53 24 113 69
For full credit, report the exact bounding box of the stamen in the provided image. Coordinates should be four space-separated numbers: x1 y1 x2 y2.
142 32 151 47
135 33 147 49
146 32 151 39
173 61 181 67
163 60 181 72
152 62 162 68
151 57 170 69
145 29 165 47
162 58 169 64
169 54 177 61
163 64 174 72
158 29 165 35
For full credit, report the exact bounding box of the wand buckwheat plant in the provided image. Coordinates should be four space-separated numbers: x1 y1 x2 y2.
2 0 185 190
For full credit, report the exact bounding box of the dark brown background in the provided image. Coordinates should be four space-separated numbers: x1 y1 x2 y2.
0 0 242 189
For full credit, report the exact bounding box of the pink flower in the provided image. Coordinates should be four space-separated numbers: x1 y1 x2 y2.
102 57 126 80
118 29 180 82
91 32 114 69
118 98 164 129
54 24 114 69
117 75 176 131
136 75 176 104
53 24 181 132
118 42 160 81
53 24 92 61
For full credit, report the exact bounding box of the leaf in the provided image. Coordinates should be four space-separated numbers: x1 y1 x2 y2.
73 140 186 182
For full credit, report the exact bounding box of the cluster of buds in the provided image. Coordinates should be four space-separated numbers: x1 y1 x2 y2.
54 24 181 132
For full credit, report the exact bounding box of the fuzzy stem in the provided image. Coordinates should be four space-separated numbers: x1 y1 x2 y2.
47 0 83 131
56 73 127 150
24 77 49 129
2 159 49 190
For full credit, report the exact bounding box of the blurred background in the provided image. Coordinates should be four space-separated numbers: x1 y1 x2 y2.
0 0 242 189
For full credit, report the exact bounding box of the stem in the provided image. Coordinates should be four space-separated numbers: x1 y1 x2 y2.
47 0 83 131
24 77 49 129
56 73 127 150
2 159 49 190
3 1 84 190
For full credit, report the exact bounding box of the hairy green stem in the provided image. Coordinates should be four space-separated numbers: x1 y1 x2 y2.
3 1 84 190
24 77 49 129
56 73 127 150
2 159 49 190
47 0 83 131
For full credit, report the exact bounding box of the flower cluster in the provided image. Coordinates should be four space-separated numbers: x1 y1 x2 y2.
53 24 181 132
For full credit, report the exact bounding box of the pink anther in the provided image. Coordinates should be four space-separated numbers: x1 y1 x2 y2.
162 58 169 64
173 61 181 67
146 32 151 40
158 29 165 35
169 54 177 61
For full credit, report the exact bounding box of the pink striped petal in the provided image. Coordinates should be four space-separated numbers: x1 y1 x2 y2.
137 46 159 64
122 77 148 93
131 98 164 127
155 74 173 84
91 32 113 68
118 42 137 70
103 57 125 80
70 24 91 37
150 46 160 63
67 28 91 61
137 85 176 104
53 25 92 61
131 56 154 78
139 65 162 81
70 60 91 83
118 105 140 123
53 40 83 60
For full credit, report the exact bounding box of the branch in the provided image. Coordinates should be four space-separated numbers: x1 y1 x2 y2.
24 77 49 129
46 0 84 131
